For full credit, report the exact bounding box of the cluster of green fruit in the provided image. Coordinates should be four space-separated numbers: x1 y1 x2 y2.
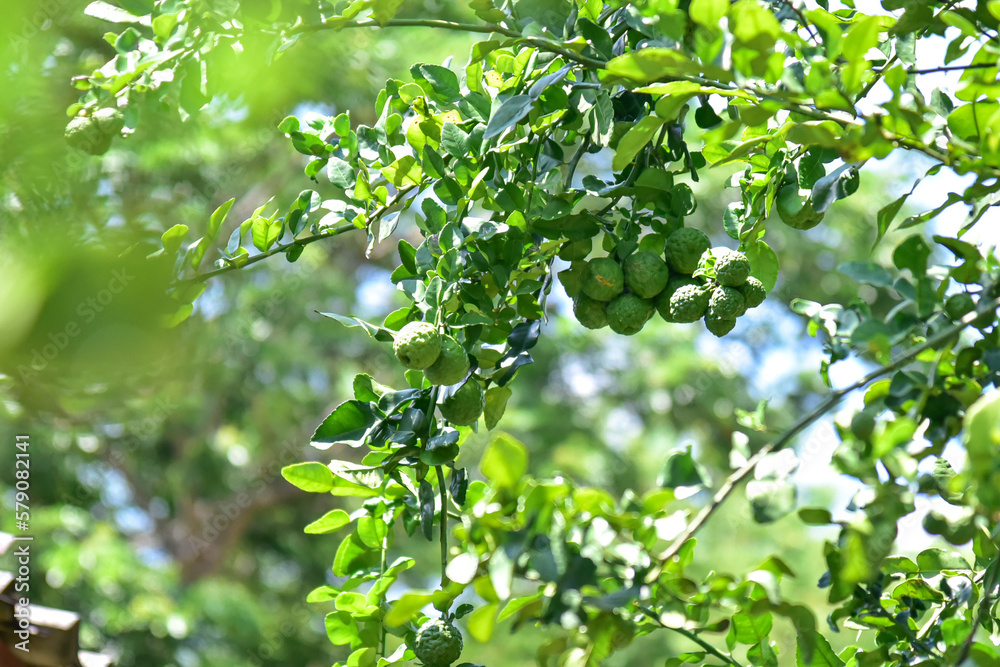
392 322 483 426
566 228 767 338
64 108 125 156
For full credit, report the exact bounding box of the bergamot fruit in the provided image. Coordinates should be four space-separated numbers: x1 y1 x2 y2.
558 238 592 261
393 322 442 370
705 314 737 337
655 276 698 322
714 249 751 287
623 250 670 298
414 618 463 666
424 335 469 385
65 115 112 155
740 277 766 308
668 284 711 323
708 286 745 320
665 228 711 274
574 294 608 329
606 294 654 335
439 381 484 426
582 257 624 302
93 107 125 135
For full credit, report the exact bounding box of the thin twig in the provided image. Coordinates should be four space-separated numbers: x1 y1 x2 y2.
778 0 819 45
175 183 418 285
638 606 743 667
648 296 1000 581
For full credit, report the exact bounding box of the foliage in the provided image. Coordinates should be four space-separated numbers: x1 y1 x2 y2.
12 0 1000 666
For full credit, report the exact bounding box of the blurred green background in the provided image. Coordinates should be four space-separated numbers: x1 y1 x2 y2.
0 1 959 665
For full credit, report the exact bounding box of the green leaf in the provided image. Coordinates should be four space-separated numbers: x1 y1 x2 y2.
797 508 832 525
445 552 480 585
796 629 844 667
811 164 859 213
304 509 352 534
416 64 461 101
746 480 796 523
190 198 235 270
842 15 881 61
384 590 448 626
324 611 356 645
730 610 772 644
311 400 380 448
875 192 910 247
690 0 728 27
161 224 188 254
251 214 282 252
605 47 733 84
837 261 893 287
371 0 405 24
964 391 1000 468
480 432 528 488
84 1 142 23
612 115 665 172
282 462 335 493
327 158 356 188
745 240 779 292
466 603 498 642
484 95 533 140
658 444 705 489
484 386 512 430
317 312 394 342
441 122 470 158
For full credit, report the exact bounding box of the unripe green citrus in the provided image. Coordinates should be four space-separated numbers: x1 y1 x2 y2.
65 115 112 155
558 238 592 261
393 321 442 370
664 228 711 274
581 257 624 302
414 618 463 666
573 293 608 329
705 314 737 337
439 381 484 426
93 107 125 135
606 293 654 335
714 249 751 287
623 250 670 298
708 286 745 320
423 335 470 385
740 277 767 308
668 284 710 323
655 276 698 322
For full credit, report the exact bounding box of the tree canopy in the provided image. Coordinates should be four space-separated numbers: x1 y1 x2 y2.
4 0 1000 666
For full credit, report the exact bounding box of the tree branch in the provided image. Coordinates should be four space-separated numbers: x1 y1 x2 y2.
294 18 606 69
647 296 1000 581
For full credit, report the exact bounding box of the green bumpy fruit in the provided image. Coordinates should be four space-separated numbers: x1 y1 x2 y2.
93 107 125 135
582 257 625 302
655 276 698 322
558 238 592 261
65 115 112 155
606 294 654 335
665 228 711 274
623 250 670 298
423 335 470 385
668 284 710 323
740 277 767 308
393 322 442 370
574 294 608 329
714 249 751 287
705 314 737 337
708 286 745 320
439 381 484 426
414 619 464 666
